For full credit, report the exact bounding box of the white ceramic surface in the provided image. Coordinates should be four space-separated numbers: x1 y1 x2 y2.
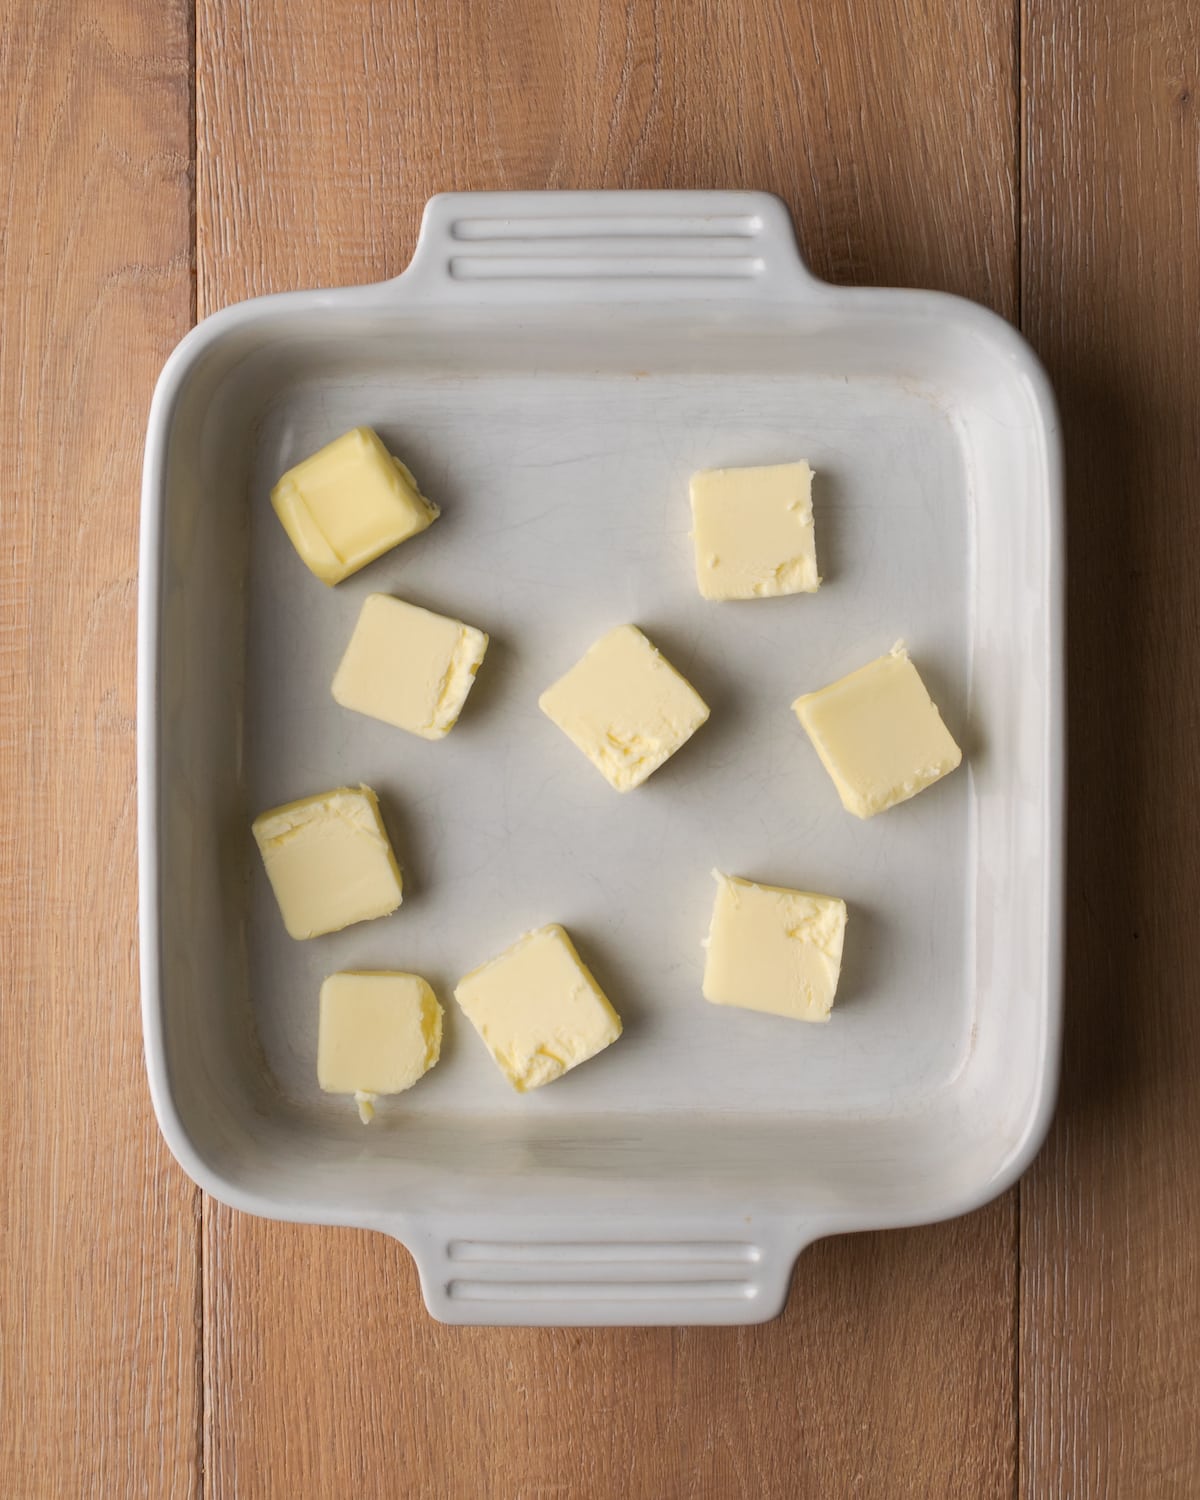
139 191 1064 1325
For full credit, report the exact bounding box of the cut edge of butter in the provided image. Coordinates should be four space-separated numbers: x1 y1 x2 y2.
428 620 490 738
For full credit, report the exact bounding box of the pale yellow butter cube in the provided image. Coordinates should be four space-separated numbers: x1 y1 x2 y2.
251 785 403 939
793 644 963 818
332 594 489 740
702 871 847 1023
455 924 622 1092
318 971 443 1123
538 624 710 792
689 461 819 600
271 426 439 585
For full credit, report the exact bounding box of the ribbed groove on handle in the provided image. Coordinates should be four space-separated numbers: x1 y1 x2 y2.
447 1278 759 1304
449 213 764 241
448 253 764 282
446 1239 763 1265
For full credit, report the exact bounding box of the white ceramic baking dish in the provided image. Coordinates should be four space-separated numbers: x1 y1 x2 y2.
139 190 1063 1325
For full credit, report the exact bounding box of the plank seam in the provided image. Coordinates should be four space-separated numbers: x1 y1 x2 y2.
1015 2 1026 1496
188 0 203 1494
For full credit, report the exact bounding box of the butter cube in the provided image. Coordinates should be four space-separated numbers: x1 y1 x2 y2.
703 871 847 1023
271 426 439 585
793 644 963 818
689 461 819 600
252 785 403 939
318 971 443 1123
455 924 622 1091
539 624 710 792
332 594 489 739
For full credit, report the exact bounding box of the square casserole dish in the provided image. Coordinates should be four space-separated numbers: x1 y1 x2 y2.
139 191 1063 1325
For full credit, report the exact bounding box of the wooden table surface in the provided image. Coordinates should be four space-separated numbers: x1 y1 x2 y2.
4 0 1198 1494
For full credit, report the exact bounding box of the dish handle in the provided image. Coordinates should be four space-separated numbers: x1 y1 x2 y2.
399 1218 810 1326
388 189 825 305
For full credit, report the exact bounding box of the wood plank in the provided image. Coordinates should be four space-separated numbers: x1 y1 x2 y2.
1019 1 1200 1494
207 1209 1016 1499
195 2 1021 1495
196 0 1017 312
0 2 201 1495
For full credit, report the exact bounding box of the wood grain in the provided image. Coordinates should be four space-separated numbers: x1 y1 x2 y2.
1019 1 1200 1495
0 2 200 1496
195 2 1020 1496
